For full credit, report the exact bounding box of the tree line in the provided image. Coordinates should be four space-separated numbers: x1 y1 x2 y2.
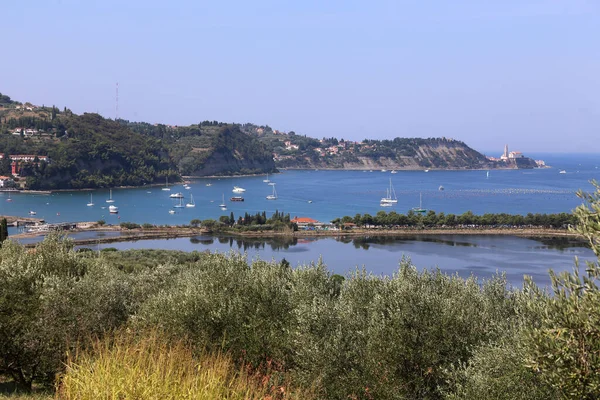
332 210 576 229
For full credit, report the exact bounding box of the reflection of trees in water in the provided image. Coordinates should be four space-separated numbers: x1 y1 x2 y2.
533 236 589 250
211 236 301 251
189 237 214 245
346 235 479 249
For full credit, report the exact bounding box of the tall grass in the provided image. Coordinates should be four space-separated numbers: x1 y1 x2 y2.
57 330 312 400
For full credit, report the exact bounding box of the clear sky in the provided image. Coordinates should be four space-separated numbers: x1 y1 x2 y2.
2 0 598 153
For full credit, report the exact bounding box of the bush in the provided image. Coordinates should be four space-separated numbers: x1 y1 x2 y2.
120 222 141 230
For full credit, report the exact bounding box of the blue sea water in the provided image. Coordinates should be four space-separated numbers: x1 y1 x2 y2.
2 153 599 287
1 153 598 226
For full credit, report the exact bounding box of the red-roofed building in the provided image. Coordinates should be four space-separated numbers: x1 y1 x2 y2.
291 216 319 225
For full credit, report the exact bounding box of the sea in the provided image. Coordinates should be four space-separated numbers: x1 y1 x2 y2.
3 153 600 287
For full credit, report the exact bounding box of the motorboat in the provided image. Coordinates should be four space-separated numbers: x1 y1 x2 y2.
230 196 244 202
29 211 37 215
559 170 566 174
232 186 246 193
169 209 175 214
108 205 119 213
439 185 445 191
170 192 184 198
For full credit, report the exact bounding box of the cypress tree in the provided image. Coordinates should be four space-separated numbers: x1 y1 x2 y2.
0 218 8 244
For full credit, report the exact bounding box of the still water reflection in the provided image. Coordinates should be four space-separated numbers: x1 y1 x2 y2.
77 233 597 288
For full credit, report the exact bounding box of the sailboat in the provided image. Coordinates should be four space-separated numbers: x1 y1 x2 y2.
186 194 196 208
173 196 185 208
486 170 490 179
219 194 227 210
87 193 94 206
106 189 115 203
6 191 12 202
266 184 277 200
412 192 427 213
162 176 171 191
380 178 398 204
263 173 270 183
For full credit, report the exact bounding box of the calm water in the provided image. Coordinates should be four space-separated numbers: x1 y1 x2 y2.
69 233 594 288
2 153 599 226
3 153 599 287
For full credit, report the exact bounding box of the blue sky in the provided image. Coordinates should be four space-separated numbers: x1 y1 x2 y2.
2 0 598 153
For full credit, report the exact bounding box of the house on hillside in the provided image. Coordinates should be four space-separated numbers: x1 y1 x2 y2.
0 176 14 188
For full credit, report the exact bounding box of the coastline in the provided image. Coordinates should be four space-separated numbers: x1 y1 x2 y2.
11 225 585 249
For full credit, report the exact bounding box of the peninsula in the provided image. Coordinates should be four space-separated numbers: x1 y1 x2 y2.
1 92 540 191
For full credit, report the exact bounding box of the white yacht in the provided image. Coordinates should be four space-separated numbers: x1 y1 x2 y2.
106 189 115 203
266 184 277 200
380 178 398 204
186 194 196 208
232 186 246 193
170 192 184 198
108 205 118 213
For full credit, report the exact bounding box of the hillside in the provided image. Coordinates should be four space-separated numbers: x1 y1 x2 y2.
0 92 538 190
125 121 276 177
241 124 534 170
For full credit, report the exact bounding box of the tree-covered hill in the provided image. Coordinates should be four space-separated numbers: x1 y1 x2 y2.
124 120 276 176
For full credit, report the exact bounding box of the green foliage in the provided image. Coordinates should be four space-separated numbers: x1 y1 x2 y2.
96 219 106 226
0 218 7 244
521 180 600 399
120 222 141 230
339 210 575 229
189 219 201 228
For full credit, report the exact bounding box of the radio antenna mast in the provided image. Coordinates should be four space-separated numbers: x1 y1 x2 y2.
115 82 119 120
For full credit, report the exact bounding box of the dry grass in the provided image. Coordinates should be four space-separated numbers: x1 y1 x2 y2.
57 330 312 400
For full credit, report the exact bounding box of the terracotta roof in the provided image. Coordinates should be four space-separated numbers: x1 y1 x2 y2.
291 217 319 224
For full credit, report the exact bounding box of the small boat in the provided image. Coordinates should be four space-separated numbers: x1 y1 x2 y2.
486 170 490 179
412 192 427 213
219 194 227 210
390 170 397 174
6 192 12 202
232 186 246 193
308 200 313 203
380 201 392 207
146 191 152 194
173 197 185 208
381 169 387 172
559 170 566 174
263 173 270 183
230 196 244 202
266 184 277 200
185 186 191 190
87 193 94 206
380 178 398 204
170 192 184 198
109 205 118 213
439 185 445 191
162 177 171 191
185 194 196 208
106 189 115 203
29 211 37 215
206 181 212 187
168 209 175 214
424 169 430 172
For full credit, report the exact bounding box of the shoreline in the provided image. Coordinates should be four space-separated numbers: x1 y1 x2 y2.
2 166 553 193
11 225 586 249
